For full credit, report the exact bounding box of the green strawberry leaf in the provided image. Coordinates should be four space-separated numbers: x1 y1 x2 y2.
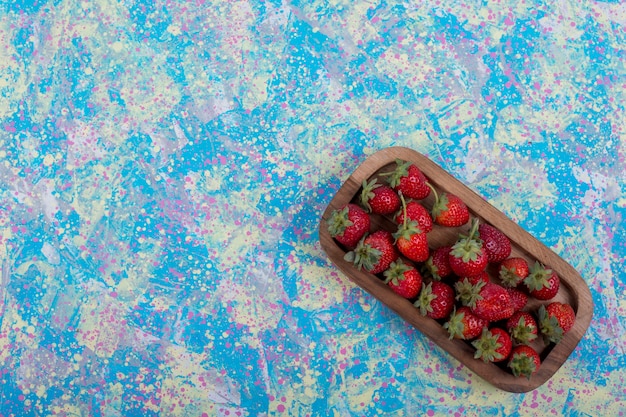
538 304 564 344
454 278 485 308
383 260 410 286
414 282 436 316
393 220 422 242
344 235 382 272
327 206 353 236
443 308 465 340
384 159 411 188
510 317 538 345
423 257 441 280
450 237 483 262
524 261 552 291
472 328 505 362
360 178 382 212
500 265 521 287
508 352 538 379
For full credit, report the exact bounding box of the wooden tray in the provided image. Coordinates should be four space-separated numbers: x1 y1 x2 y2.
319 146 593 393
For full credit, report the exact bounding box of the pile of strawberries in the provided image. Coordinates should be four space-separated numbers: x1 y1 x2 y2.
327 158 576 379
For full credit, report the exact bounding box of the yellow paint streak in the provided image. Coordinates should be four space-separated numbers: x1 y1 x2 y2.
115 270 149 300
242 72 270 111
494 120 530 147
76 297 123 358
291 265 347 312
178 0 277 118
328 372 379 414
344 3 385 45
216 278 283 337
158 345 240 415
69 162 119 257
36 385 47 398
199 191 266 271
0 16 27 119
0 309 29 362
49 404 83 417
118 70 181 125
269 366 322 414
469 142 557 220
375 40 435 86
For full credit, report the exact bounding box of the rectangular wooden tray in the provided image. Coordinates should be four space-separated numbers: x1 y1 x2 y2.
319 146 593 393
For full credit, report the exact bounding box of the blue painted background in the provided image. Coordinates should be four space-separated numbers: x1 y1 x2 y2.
0 0 625 416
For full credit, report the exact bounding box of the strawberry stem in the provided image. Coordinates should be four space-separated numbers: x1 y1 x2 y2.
426 182 438 203
399 191 408 229
450 218 484 262
468 217 480 241
458 218 481 251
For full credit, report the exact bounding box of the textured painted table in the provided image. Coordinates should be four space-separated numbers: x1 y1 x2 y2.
1 1 625 416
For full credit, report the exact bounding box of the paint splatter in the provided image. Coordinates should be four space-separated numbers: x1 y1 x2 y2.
1 0 625 415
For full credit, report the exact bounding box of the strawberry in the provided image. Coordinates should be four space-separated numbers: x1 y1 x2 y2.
394 200 433 233
448 219 488 278
472 327 512 363
455 279 514 322
459 270 490 285
393 195 430 262
344 230 399 274
394 223 429 262
538 302 575 344
524 262 560 300
360 178 401 214
383 260 422 299
327 204 371 248
508 345 541 379
498 257 529 288
423 246 453 281
506 311 538 345
382 159 431 199
506 287 529 312
428 183 469 227
414 281 455 320
443 306 488 340
478 223 511 263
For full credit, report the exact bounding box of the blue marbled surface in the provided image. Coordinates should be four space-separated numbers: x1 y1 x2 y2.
0 0 625 416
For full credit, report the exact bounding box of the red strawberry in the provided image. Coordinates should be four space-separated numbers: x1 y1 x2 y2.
344 230 399 274
393 196 430 262
506 311 538 345
459 270 490 285
506 287 529 312
478 223 511 263
538 302 575 344
382 159 431 199
383 260 423 299
455 279 514 322
394 200 433 233
428 184 469 227
508 345 541 379
472 327 512 363
498 257 529 288
414 281 455 320
443 306 488 340
524 262 560 300
394 223 429 262
423 246 453 281
448 219 488 278
327 204 371 248
360 178 401 214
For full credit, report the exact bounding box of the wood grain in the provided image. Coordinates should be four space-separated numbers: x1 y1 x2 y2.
318 146 593 393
